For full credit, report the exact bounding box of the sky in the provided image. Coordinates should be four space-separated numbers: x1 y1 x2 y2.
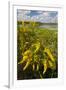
17 9 58 23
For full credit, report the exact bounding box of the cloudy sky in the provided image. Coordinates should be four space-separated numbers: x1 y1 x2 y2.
17 9 58 23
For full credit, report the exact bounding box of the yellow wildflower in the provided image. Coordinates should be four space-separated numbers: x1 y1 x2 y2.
18 56 28 64
18 50 32 65
43 60 48 74
32 42 40 53
23 50 32 56
44 48 55 62
23 60 31 70
48 60 56 70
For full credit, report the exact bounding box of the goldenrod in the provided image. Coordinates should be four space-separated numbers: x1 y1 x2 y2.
48 60 53 68
32 42 40 53
23 50 32 56
23 60 31 70
44 48 55 62
18 50 32 65
18 56 28 64
43 60 48 74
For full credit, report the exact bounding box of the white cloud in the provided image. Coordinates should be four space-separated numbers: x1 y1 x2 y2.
43 12 50 16
50 15 58 23
17 10 31 21
37 11 43 14
17 10 31 15
30 12 52 23
30 15 39 21
17 10 57 23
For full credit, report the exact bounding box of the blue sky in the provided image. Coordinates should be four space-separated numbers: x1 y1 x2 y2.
17 9 58 23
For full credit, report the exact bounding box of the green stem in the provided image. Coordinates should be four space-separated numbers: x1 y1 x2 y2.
38 71 43 79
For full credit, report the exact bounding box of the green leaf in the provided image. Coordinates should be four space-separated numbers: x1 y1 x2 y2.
36 64 39 71
48 60 56 70
39 71 43 79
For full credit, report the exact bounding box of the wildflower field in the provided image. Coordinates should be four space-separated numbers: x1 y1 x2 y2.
17 21 58 80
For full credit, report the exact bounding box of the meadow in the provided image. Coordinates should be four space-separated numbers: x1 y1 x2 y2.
17 21 58 80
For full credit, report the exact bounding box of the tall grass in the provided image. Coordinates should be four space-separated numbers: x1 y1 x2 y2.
17 21 58 80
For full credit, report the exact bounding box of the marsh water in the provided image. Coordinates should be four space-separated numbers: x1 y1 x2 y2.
39 24 58 30
18 23 58 30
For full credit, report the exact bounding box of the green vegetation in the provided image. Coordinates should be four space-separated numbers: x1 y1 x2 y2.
17 21 58 80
